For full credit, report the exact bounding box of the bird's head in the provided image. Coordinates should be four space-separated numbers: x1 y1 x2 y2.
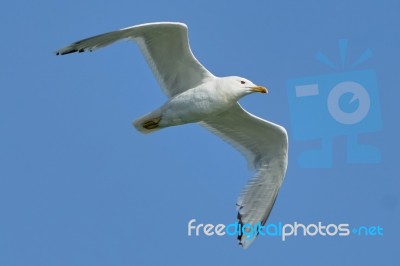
222 76 268 100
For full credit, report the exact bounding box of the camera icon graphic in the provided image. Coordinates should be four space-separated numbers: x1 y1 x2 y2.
287 40 382 168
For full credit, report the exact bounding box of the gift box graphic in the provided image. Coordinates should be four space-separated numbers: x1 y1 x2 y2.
287 40 382 168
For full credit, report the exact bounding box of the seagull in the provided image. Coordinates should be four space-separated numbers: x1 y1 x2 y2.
56 22 288 249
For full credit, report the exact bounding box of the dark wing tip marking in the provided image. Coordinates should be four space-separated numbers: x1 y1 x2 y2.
56 42 88 56
56 49 77 56
237 211 244 245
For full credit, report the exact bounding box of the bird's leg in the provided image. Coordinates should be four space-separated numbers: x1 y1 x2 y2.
142 117 161 129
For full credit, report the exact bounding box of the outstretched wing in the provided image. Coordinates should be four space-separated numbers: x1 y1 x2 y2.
200 103 288 249
56 22 215 97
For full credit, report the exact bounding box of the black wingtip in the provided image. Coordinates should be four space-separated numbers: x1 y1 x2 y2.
237 211 244 243
55 48 85 56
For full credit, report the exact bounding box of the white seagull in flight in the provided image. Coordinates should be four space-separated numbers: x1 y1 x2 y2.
56 22 288 249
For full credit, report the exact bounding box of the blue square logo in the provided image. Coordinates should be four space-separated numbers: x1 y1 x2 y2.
287 40 382 168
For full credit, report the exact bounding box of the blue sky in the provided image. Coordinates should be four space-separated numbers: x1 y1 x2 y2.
1 0 399 265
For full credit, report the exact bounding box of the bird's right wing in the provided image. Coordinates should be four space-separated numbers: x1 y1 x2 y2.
56 22 215 98
200 103 288 249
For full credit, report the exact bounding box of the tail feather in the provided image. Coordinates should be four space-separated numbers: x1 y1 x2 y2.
133 110 162 134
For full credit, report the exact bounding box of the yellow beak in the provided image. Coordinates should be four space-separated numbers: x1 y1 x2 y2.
249 86 268 94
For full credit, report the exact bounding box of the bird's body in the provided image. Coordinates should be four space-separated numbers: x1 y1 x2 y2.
141 80 230 130
57 22 288 249
135 77 263 132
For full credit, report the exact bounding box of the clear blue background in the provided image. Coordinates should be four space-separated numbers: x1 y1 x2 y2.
1 0 399 265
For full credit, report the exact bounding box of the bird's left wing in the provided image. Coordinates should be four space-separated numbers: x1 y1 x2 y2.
200 103 288 249
56 22 215 97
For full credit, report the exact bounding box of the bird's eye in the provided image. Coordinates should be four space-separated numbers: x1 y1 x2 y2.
240 81 245 84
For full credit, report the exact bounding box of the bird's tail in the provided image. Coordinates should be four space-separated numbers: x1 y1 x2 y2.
133 109 163 134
